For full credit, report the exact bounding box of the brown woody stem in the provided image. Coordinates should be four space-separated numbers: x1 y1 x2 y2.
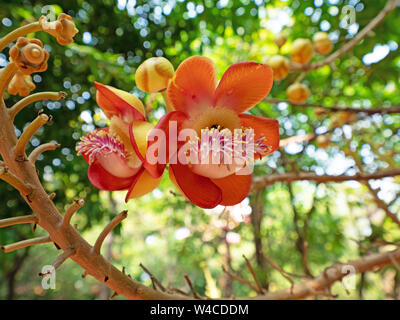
1 235 51 253
9 91 67 122
14 114 49 160
0 22 42 52
29 142 60 164
0 214 38 228
93 211 128 255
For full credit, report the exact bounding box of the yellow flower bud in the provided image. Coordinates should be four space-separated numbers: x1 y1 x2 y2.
287 82 310 104
135 57 174 93
9 37 49 75
313 32 333 55
266 55 290 81
290 38 314 65
274 32 287 48
39 13 79 46
8 70 36 96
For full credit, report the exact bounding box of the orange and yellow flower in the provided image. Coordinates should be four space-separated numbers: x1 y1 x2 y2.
145 56 280 208
77 82 162 201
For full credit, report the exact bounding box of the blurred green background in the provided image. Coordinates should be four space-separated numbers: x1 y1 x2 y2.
0 0 399 299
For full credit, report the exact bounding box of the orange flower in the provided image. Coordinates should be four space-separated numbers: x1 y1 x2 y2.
77 82 162 201
145 56 280 208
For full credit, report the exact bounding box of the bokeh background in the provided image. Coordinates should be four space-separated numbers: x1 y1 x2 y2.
0 0 399 299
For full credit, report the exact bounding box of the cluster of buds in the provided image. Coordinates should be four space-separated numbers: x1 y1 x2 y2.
5 13 78 98
264 31 334 104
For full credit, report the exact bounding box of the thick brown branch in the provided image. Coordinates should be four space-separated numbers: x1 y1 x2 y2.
93 211 127 255
252 169 400 191
0 214 37 228
290 0 400 72
1 235 51 253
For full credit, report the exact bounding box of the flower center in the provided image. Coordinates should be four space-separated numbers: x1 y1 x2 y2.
183 106 242 136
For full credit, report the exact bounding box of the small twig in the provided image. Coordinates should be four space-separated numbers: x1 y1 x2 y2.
1 235 51 253
139 263 166 292
242 255 265 294
28 142 60 164
0 214 37 228
62 198 85 227
261 252 295 290
14 114 50 161
184 274 202 299
0 165 32 195
39 247 75 277
222 266 261 293
93 211 128 255
109 291 119 300
9 91 67 122
0 21 42 52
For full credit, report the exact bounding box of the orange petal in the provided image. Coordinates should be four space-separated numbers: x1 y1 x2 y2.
214 62 273 114
169 163 222 209
211 173 252 206
239 114 280 157
95 82 145 122
167 56 217 116
125 167 163 201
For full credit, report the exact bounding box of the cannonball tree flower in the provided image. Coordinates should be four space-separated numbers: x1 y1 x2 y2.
145 56 280 208
76 82 162 201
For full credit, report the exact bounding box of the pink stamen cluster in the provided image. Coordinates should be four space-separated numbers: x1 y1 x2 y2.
187 127 272 165
76 129 129 165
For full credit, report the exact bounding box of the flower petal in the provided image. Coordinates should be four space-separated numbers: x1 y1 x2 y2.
88 160 134 191
211 173 252 206
169 163 222 209
214 62 273 114
144 111 188 178
129 120 155 163
94 82 145 122
239 114 280 157
167 56 217 116
125 167 163 201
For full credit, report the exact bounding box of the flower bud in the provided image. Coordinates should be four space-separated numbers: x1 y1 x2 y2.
290 38 314 65
8 70 36 96
135 57 174 93
39 13 79 45
9 37 49 75
286 82 310 104
274 32 287 48
313 32 333 55
266 55 290 81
